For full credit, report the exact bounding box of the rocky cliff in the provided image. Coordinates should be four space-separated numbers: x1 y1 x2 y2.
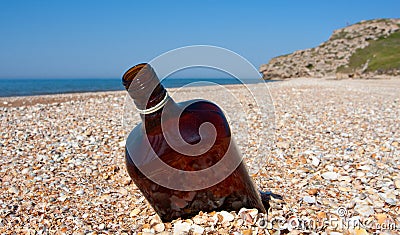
259 18 400 79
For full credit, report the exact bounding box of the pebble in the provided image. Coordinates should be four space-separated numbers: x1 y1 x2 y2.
58 195 68 202
358 165 372 171
8 186 19 194
130 208 141 217
34 176 43 181
356 171 366 177
85 168 93 174
303 196 316 204
98 223 105 230
21 168 31 174
351 228 368 235
321 171 339 180
277 141 290 149
119 140 126 148
354 204 374 217
338 175 352 182
238 208 258 224
346 200 356 209
157 232 172 235
122 177 132 186
191 224 205 235
311 156 320 167
75 189 84 195
216 211 235 223
385 198 397 206
193 216 207 225
394 178 400 189
307 188 319 195
358 193 367 200
153 223 165 233
330 232 343 235
173 221 191 235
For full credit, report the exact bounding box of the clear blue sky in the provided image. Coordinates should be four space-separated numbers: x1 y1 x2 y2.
0 0 399 78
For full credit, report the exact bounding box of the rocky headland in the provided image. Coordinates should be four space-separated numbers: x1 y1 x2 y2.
260 18 400 79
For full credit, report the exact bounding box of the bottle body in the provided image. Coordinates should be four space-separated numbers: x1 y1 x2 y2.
122 63 266 222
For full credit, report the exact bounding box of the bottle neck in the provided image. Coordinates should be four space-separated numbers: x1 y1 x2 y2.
122 63 176 125
122 63 167 110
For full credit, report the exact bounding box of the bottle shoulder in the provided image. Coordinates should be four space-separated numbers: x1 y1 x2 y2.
178 100 228 127
178 99 224 114
126 99 231 150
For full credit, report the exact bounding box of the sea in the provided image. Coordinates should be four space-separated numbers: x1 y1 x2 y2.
0 78 265 97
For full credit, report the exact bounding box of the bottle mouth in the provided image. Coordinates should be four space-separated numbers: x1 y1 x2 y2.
122 63 167 109
122 63 148 90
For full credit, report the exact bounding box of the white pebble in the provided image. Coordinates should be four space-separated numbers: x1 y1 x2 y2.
303 196 316 204
98 223 105 230
58 195 68 202
119 140 126 148
191 224 205 235
21 168 31 174
173 221 191 235
354 204 374 217
75 189 84 195
311 156 320 167
394 178 400 189
153 223 165 233
217 211 235 223
321 171 338 180
385 198 397 206
8 186 19 194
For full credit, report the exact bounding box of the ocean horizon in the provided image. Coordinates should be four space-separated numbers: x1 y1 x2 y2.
0 78 266 97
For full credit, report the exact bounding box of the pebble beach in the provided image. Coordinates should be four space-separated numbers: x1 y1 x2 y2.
1 78 399 234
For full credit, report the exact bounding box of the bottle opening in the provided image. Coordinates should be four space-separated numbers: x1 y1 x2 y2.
122 63 148 90
122 63 167 110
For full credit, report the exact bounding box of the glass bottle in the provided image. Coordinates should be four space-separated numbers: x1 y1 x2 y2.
122 63 267 222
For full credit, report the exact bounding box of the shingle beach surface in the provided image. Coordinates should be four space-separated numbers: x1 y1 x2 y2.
1 79 399 234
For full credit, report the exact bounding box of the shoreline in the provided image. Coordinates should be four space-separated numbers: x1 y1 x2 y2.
1 77 400 108
0 78 267 103
0 90 126 107
0 82 266 107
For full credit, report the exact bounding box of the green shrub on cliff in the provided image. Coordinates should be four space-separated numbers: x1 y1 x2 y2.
337 30 400 74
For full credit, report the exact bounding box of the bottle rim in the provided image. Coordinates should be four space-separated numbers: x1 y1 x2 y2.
122 63 149 91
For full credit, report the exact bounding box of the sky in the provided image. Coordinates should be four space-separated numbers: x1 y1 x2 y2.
0 0 399 79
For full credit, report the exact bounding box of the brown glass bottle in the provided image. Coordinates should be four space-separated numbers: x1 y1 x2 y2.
122 63 267 222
